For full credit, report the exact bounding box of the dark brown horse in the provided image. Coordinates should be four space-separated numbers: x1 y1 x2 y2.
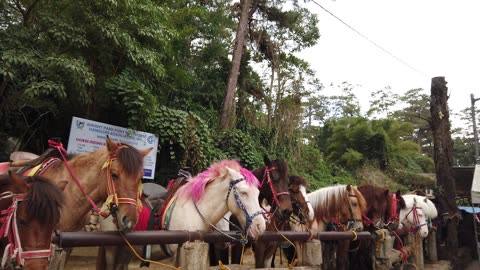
0 171 65 270
228 157 294 267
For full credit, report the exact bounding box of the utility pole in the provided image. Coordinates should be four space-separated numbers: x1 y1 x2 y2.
471 94 480 164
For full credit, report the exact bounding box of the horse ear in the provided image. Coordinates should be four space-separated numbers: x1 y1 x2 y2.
384 189 389 196
395 190 401 197
263 156 271 166
8 171 27 190
139 147 153 157
105 135 118 152
424 197 428 203
346 184 352 192
56 180 68 191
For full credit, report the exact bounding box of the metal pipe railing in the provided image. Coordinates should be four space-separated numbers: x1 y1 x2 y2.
52 231 371 248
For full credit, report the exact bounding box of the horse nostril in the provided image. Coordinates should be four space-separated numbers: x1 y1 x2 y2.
283 209 292 217
122 216 131 228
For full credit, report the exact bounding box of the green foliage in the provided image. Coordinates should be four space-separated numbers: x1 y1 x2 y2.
215 129 262 169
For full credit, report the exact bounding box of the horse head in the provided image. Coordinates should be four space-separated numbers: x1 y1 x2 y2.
0 172 65 270
344 185 367 231
225 166 266 239
398 194 437 238
288 175 314 225
357 184 390 228
253 157 293 221
104 136 152 231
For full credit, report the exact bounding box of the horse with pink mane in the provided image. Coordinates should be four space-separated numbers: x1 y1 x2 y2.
97 159 266 269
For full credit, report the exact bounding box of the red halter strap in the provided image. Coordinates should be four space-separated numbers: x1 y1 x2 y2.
0 192 53 268
386 193 400 225
260 167 289 210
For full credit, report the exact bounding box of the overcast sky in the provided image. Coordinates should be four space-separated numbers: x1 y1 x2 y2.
297 0 480 128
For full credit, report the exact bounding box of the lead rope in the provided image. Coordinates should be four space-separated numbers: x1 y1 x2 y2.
273 221 297 269
119 232 180 270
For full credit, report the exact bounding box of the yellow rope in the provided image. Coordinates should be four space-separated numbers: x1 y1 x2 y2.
120 232 181 270
350 229 358 241
218 260 230 270
273 221 297 270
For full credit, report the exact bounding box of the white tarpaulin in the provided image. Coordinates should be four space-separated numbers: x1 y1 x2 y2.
472 164 480 203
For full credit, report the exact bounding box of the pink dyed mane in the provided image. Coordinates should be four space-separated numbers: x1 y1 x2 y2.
176 160 260 203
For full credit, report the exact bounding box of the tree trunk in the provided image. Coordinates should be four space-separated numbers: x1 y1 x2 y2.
220 0 251 130
430 76 459 268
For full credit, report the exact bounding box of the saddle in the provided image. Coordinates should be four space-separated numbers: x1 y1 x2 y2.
140 170 191 267
0 147 61 176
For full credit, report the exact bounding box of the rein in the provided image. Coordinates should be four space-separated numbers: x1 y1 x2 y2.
400 203 427 233
48 139 142 217
0 191 53 268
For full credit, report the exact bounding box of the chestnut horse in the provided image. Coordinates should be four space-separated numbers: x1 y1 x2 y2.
308 184 367 270
0 171 65 270
42 136 151 232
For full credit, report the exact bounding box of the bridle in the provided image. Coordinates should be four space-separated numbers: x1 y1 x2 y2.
193 177 264 244
385 193 400 228
329 193 363 231
0 191 53 268
288 186 310 225
48 139 142 218
400 203 427 233
260 167 290 217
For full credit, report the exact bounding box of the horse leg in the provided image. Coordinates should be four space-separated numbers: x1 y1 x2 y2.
336 240 350 270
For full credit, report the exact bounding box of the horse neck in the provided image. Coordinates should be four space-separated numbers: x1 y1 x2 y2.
172 180 229 231
45 148 109 231
308 186 347 223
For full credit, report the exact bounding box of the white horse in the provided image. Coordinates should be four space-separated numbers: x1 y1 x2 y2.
398 194 438 238
97 159 266 269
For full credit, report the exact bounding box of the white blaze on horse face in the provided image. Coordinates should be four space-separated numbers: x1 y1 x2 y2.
299 185 314 222
225 167 266 239
399 196 430 238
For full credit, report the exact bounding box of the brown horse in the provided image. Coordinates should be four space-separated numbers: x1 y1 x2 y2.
228 157 294 267
42 136 151 232
0 171 65 270
308 184 367 270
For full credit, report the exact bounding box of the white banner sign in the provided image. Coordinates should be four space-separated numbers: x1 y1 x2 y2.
67 116 158 179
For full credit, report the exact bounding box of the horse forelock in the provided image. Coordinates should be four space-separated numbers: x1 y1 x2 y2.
240 168 260 187
25 176 64 228
402 195 438 218
352 186 367 213
116 145 143 176
176 159 242 203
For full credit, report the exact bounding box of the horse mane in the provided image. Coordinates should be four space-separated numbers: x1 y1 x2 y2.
289 175 308 187
25 176 64 228
176 160 259 203
309 185 353 222
402 194 438 219
357 183 388 213
352 186 367 213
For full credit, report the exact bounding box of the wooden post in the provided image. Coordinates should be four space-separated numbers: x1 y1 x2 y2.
178 241 209 270
430 76 459 268
426 230 438 261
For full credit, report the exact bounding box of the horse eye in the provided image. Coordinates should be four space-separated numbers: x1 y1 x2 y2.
240 191 248 196
17 219 26 225
352 202 358 207
111 173 119 180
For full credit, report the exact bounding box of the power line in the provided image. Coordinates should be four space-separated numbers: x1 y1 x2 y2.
310 0 428 77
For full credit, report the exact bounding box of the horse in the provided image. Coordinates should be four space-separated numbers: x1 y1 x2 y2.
398 194 438 238
0 171 65 270
227 158 294 267
97 159 266 269
308 184 367 270
348 184 405 270
280 175 315 267
41 136 151 232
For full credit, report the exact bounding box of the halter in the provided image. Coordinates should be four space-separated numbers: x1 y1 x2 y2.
101 151 143 217
0 191 53 268
385 193 400 227
401 203 427 233
260 167 289 215
288 187 310 225
327 193 362 231
48 139 142 217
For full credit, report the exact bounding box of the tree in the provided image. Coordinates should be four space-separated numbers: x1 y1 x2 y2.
367 86 399 119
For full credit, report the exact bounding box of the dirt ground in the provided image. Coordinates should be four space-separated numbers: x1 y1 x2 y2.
63 247 467 270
